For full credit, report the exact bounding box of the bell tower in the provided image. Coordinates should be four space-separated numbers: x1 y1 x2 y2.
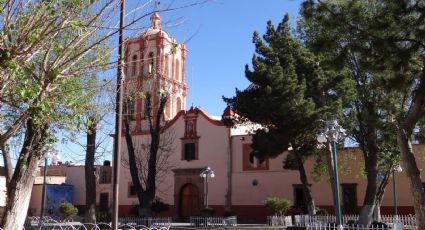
124 12 188 133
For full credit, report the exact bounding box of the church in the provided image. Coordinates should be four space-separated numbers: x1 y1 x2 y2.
115 11 423 221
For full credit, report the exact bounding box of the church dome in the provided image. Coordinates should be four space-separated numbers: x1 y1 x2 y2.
140 12 171 39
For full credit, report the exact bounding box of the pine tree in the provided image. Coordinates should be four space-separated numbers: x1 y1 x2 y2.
225 14 339 215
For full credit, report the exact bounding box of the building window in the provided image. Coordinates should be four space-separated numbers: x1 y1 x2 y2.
148 52 154 74
128 184 137 197
175 59 180 81
176 97 182 112
164 55 169 78
184 143 196 161
131 55 138 76
182 139 198 161
242 144 269 171
126 99 135 119
293 184 308 214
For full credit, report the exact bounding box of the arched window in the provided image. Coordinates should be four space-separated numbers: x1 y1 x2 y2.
131 55 137 76
126 99 135 118
176 97 182 112
175 59 180 81
164 55 169 78
148 52 154 74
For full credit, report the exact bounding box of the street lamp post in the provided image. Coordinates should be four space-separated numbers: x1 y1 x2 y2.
39 150 53 228
392 163 402 217
200 167 215 208
318 119 346 230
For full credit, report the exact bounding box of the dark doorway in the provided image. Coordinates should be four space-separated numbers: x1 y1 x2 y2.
99 193 109 212
341 183 357 214
180 184 200 220
293 185 308 214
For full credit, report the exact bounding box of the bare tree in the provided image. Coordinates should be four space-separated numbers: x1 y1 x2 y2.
123 89 172 216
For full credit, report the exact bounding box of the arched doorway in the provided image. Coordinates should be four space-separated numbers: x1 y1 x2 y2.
179 183 200 219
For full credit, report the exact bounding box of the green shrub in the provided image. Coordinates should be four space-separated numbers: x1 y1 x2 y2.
96 212 111 222
199 207 214 217
264 197 292 216
130 199 170 217
58 202 78 219
223 209 236 217
315 207 328 215
130 204 139 217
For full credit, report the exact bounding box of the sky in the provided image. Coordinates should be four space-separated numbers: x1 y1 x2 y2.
156 0 303 116
20 0 305 165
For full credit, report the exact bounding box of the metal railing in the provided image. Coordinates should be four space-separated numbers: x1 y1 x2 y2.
118 217 171 227
23 216 171 230
307 222 402 230
293 215 412 226
267 215 293 226
190 216 237 227
268 214 410 229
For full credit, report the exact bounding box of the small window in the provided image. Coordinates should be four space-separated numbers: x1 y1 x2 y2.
242 144 269 171
131 55 138 76
100 170 110 184
184 143 196 161
128 184 137 197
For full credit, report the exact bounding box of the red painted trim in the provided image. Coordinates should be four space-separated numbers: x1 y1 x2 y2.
195 108 225 126
130 110 186 136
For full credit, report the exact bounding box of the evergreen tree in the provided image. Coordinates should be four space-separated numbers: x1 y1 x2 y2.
224 14 339 215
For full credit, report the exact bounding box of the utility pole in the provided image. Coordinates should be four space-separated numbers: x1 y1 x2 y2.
112 0 125 229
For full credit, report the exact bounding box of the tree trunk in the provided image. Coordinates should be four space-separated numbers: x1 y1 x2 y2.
0 141 12 230
373 204 381 222
123 116 146 213
295 154 315 215
123 95 167 217
0 143 13 188
1 120 49 230
84 117 97 223
397 130 425 229
373 170 390 222
393 66 425 229
358 136 379 225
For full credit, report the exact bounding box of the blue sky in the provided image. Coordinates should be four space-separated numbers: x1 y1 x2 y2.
158 0 302 116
